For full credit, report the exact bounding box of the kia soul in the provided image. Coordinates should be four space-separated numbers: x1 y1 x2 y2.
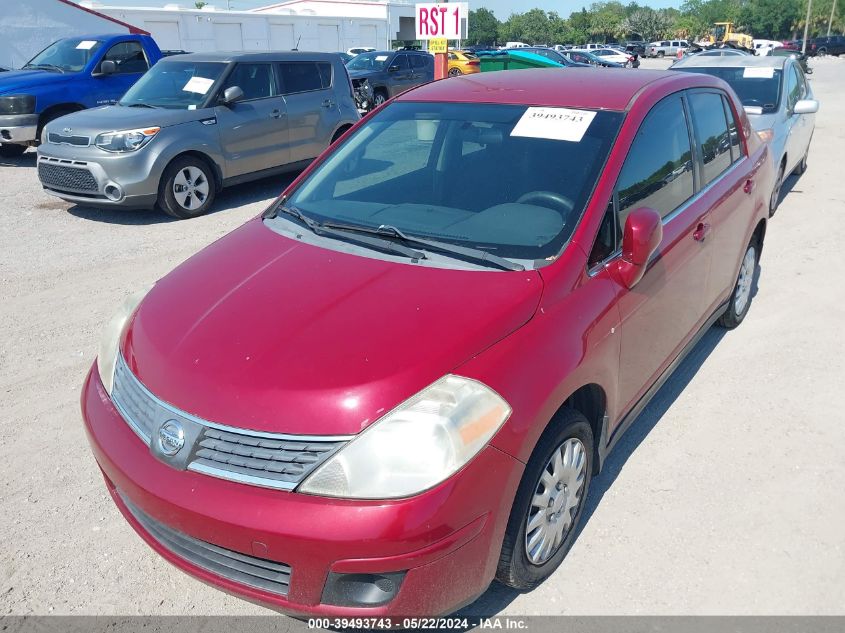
82 68 772 616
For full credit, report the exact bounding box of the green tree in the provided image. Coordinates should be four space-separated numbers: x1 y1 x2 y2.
589 1 628 41
467 8 500 45
622 7 672 41
739 0 801 39
195 1 207 8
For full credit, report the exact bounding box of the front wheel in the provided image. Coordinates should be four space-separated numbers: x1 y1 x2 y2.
717 239 759 329
373 91 387 107
769 161 785 217
0 143 27 158
157 156 217 219
496 409 593 590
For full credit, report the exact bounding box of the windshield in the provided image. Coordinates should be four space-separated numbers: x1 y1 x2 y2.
25 38 103 73
119 61 227 109
676 66 782 112
347 52 391 71
281 102 623 264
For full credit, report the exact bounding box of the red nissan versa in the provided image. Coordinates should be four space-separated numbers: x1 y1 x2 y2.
81 68 772 618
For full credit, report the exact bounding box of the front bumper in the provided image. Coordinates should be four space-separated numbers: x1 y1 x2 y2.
37 142 161 209
81 365 523 617
0 114 38 144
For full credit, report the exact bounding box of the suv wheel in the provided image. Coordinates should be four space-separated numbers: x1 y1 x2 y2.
657 50 665 57
373 90 387 107
718 238 759 329
158 156 217 220
0 144 27 158
496 409 593 590
817 46 827 56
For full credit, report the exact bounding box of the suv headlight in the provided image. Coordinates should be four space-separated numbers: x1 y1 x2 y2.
97 286 152 395
95 127 160 153
0 94 36 115
299 375 511 499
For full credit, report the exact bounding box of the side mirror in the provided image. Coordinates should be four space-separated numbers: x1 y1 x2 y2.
221 86 244 105
388 64 400 72
97 60 116 76
617 207 663 289
793 98 819 114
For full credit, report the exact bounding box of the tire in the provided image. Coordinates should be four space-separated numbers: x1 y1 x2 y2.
157 156 217 219
0 143 27 158
448 67 462 77
373 90 387 107
817 47 827 57
769 160 785 217
717 238 760 329
794 149 808 175
657 51 665 58
331 125 351 144
496 409 593 591
38 109 75 144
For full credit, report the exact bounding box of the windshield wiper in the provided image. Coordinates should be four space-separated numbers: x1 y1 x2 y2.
125 103 159 109
23 63 65 73
321 222 525 272
272 205 426 261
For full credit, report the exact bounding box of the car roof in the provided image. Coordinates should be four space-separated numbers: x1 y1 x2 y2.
158 51 343 63
396 68 718 111
673 55 788 69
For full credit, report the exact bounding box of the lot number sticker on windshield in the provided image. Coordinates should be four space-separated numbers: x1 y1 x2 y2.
743 67 775 78
183 76 215 94
511 107 596 142
76 40 98 50
376 55 389 61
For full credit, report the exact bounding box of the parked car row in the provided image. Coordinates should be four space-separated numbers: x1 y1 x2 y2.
82 64 786 620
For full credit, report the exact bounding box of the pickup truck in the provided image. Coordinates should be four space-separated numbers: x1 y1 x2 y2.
0 34 163 157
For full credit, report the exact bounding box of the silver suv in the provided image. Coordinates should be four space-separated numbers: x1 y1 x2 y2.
647 40 690 58
37 52 359 218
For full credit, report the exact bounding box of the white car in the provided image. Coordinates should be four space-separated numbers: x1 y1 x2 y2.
590 48 634 66
671 55 818 215
753 39 782 56
347 47 375 56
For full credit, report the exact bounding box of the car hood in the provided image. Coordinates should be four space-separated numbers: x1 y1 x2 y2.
122 219 543 436
0 69 79 93
45 104 211 136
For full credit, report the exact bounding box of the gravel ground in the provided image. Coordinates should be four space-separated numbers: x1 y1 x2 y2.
1 57 844 617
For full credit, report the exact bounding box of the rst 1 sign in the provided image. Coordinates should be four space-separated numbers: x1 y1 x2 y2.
415 3 468 40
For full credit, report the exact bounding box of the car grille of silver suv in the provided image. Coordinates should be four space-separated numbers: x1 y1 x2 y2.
120 492 292 596
110 354 350 490
38 159 98 192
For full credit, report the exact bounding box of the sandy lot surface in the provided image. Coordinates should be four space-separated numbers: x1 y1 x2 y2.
1 57 844 617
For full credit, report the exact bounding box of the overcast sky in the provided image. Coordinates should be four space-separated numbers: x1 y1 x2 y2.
78 0 684 18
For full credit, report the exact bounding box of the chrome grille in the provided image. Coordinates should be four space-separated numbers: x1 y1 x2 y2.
48 132 90 146
38 161 98 192
110 354 350 490
121 493 292 596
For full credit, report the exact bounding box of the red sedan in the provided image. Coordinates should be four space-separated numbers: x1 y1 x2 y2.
82 68 772 617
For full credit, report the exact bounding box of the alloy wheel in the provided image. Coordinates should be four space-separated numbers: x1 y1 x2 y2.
524 438 587 565
734 245 756 316
172 166 209 212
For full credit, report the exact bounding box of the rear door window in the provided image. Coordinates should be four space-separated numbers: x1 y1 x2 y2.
278 61 328 94
688 91 733 186
615 93 695 228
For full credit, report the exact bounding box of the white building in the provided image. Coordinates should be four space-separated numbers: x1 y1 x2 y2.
0 0 143 69
80 0 417 54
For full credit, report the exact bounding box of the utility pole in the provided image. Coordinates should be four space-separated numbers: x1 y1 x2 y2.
801 0 812 55
828 0 837 36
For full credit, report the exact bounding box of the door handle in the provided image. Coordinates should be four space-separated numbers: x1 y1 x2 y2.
270 109 284 119
743 179 755 194
321 99 334 108
693 222 711 242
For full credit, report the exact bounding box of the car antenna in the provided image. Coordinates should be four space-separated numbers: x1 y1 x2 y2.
292 35 301 51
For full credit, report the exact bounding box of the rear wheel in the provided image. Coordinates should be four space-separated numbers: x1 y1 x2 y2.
157 156 217 219
0 144 27 158
717 239 759 329
817 47 827 57
496 409 593 590
448 67 462 77
657 51 665 58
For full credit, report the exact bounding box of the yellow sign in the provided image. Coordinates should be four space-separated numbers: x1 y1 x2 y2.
429 38 448 54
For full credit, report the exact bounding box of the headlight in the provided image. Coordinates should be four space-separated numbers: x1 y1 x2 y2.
299 375 511 499
94 127 160 153
97 286 152 395
0 94 36 115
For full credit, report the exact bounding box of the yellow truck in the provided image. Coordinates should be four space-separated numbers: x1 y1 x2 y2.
705 22 753 49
